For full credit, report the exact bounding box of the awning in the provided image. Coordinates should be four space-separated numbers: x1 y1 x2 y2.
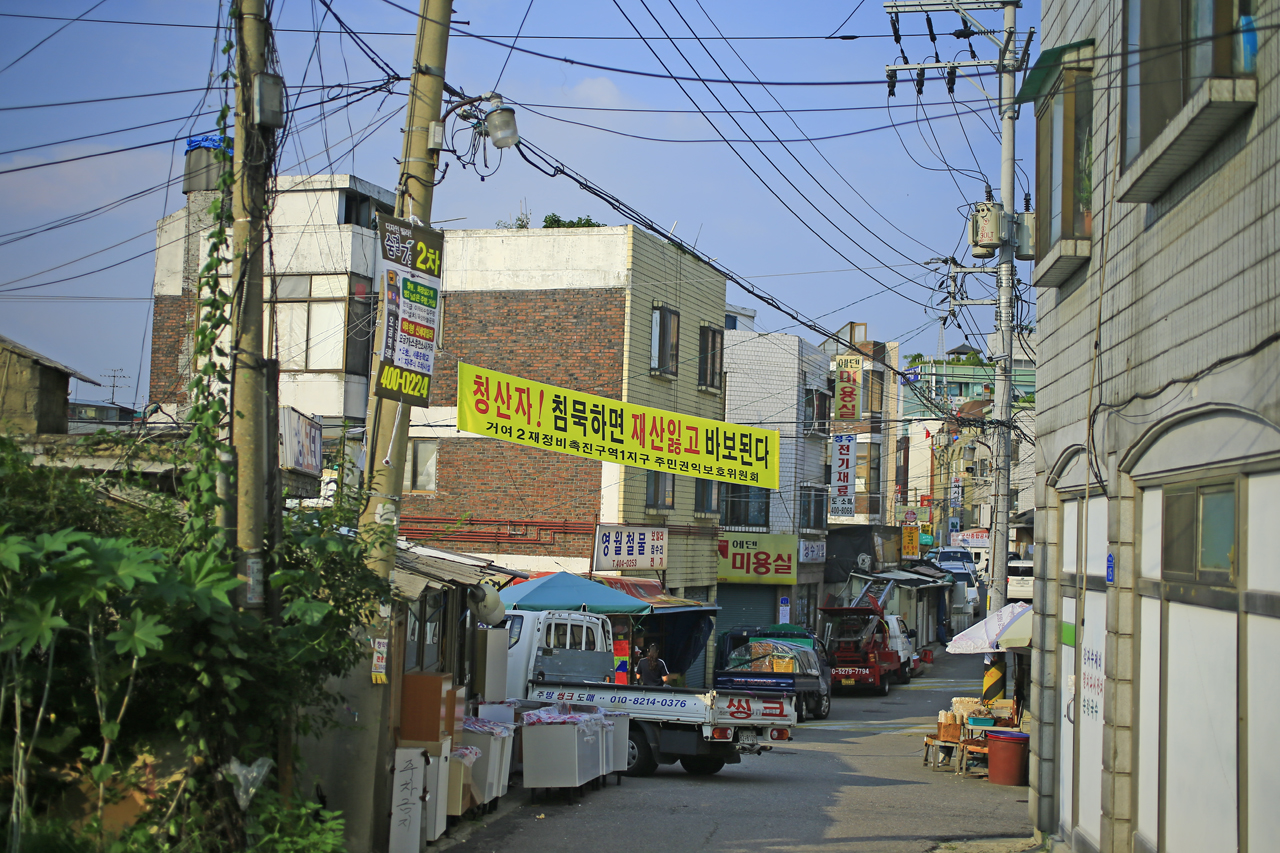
1015 39 1095 104
499 571 652 615
392 542 527 600
593 576 719 613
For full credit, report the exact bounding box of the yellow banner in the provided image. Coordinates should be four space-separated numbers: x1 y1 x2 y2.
716 533 798 585
834 354 862 421
457 363 780 489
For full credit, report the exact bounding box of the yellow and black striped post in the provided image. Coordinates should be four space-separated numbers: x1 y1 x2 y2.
983 654 1007 702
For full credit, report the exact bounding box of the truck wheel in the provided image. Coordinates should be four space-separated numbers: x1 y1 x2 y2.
794 696 806 723
625 727 658 777
813 690 831 720
679 756 725 776
898 662 912 684
877 677 890 696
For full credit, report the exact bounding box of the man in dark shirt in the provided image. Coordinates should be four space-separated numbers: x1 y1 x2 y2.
636 644 671 687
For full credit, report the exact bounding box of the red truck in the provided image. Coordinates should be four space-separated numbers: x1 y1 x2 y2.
820 580 918 696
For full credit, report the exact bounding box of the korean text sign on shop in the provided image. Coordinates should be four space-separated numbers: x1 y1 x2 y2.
716 533 798 585
373 215 441 407
457 363 781 490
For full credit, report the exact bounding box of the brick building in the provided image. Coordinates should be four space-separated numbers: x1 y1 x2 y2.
1023 4 1279 852
399 226 728 611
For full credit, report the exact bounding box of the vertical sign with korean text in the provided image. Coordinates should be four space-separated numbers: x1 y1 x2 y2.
389 748 425 852
902 525 920 559
833 354 863 420
594 525 667 571
830 433 856 517
457 362 780 489
374 216 442 407
716 533 798 584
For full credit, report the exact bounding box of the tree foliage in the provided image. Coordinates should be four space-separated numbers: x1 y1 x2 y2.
542 212 605 228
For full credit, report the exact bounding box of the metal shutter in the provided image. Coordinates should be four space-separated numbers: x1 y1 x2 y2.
714 584 777 632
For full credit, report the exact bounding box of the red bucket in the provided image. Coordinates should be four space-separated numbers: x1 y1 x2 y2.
986 730 1030 786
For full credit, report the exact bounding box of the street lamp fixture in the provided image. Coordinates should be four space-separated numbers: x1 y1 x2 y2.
441 91 520 150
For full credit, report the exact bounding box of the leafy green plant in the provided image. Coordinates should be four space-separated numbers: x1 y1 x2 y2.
542 212 605 228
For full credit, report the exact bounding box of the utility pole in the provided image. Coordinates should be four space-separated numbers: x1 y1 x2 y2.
885 0 1027 698
230 0 275 610
102 369 128 405
358 0 452 579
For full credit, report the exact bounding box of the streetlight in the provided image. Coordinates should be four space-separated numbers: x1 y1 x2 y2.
441 91 520 150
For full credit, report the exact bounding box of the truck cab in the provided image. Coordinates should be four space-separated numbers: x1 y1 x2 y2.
504 610 614 700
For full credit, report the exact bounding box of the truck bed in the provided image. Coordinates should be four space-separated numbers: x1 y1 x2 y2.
713 671 821 695
528 680 797 728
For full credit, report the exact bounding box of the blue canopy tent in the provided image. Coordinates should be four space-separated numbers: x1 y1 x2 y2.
499 571 652 615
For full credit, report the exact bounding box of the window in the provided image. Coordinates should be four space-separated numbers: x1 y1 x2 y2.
1123 0 1251 167
646 470 674 510
1036 69 1094 257
505 614 524 649
799 487 827 530
650 305 679 375
695 478 721 514
865 372 884 415
1162 481 1236 585
803 389 831 435
724 314 738 330
856 442 882 495
267 274 374 375
698 325 723 389
403 439 438 493
722 484 770 527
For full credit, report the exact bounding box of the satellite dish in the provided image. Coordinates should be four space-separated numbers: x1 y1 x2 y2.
467 584 506 625
857 553 872 570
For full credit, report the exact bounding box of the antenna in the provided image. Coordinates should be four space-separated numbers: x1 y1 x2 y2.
102 369 130 405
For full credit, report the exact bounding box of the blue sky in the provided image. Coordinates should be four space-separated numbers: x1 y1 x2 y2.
0 0 1040 408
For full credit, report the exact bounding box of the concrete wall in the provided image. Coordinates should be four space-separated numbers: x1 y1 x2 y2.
1030 1 1280 850
0 348 70 434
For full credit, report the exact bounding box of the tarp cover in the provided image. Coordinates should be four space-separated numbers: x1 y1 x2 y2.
946 602 1032 654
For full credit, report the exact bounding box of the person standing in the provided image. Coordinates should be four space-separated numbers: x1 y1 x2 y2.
636 644 671 687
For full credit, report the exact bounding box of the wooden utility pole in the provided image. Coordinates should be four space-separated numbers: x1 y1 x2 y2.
358 0 452 578
230 0 273 609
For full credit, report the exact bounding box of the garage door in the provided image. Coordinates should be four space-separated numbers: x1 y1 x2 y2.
714 583 776 632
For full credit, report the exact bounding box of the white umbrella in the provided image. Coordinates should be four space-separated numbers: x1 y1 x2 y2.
946 602 1033 655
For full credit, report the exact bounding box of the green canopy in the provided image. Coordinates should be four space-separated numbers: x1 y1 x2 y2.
1015 39 1095 105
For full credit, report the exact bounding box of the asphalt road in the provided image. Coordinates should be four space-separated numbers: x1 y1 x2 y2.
450 650 1032 853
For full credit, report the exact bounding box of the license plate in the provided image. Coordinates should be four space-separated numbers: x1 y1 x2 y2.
738 731 758 746
842 678 859 686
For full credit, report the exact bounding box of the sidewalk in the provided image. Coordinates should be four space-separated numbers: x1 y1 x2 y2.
929 838 1040 852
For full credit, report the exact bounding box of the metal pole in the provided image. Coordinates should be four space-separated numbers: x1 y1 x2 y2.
983 0 1019 701
358 0 451 579
231 0 271 610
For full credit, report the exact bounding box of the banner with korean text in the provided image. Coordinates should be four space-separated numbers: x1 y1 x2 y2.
716 533 798 585
902 525 920 560
373 215 442 406
833 354 863 420
457 363 780 489
830 433 856 517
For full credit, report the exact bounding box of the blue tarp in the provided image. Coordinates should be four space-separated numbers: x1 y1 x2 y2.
500 572 652 615
186 135 229 152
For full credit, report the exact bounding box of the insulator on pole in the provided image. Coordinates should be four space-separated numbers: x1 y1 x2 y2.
887 69 898 97
916 66 926 95
946 65 957 95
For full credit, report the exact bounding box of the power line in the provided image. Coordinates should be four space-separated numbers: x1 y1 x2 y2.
0 0 108 76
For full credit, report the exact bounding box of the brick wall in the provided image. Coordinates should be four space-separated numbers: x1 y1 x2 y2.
150 294 195 406
402 287 628 551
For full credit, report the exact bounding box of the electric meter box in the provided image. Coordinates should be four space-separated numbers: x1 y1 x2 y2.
253 73 286 129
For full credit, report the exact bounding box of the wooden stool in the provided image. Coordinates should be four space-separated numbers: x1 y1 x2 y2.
922 736 955 771
957 738 989 778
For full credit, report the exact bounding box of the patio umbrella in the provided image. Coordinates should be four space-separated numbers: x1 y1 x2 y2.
499 571 652 615
946 602 1032 655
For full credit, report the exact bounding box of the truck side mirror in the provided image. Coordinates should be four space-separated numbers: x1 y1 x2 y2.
907 628 917 639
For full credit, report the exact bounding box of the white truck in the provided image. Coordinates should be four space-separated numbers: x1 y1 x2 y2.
504 609 795 776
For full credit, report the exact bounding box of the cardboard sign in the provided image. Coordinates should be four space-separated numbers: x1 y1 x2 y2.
457 363 780 489
716 533 798 585
374 216 441 406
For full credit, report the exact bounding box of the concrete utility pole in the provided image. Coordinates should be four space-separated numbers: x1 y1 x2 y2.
230 0 272 609
988 0 1018 619
358 0 452 578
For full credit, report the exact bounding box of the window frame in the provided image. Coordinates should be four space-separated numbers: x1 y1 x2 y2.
694 478 721 515
1160 478 1238 586
697 324 724 390
1036 68 1094 261
267 273 374 376
645 469 675 511
803 389 831 435
722 483 770 528
799 486 827 531
404 438 439 494
650 304 680 376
